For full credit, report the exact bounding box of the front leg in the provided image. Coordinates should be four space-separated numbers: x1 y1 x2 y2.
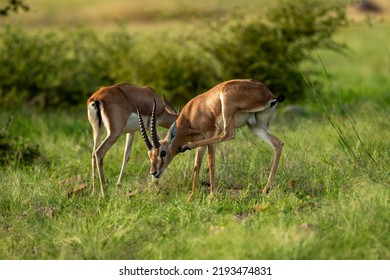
185 123 236 150
207 144 216 198
188 146 206 201
117 132 134 187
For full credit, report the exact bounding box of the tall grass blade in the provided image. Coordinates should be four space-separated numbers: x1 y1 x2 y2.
296 55 357 162
316 53 377 166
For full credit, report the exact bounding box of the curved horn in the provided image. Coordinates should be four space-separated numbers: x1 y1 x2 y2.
136 107 153 151
150 99 161 148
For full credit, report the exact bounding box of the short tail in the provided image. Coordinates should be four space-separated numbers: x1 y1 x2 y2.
89 100 102 128
270 94 285 108
277 94 285 103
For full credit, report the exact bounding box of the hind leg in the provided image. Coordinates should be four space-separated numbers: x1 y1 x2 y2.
207 144 216 197
250 122 283 194
91 126 102 195
189 146 206 201
95 132 121 198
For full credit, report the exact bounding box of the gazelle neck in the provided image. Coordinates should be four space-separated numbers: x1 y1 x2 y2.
160 110 178 129
164 118 193 155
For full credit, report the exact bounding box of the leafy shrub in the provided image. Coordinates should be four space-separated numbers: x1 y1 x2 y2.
0 0 348 109
0 0 29 17
0 118 42 166
0 26 112 108
203 0 348 101
120 34 223 104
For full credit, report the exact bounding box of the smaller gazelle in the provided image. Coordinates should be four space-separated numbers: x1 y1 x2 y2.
87 83 177 197
138 79 284 199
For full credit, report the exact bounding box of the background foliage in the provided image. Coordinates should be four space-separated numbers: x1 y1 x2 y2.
0 0 29 17
0 0 347 109
203 0 348 101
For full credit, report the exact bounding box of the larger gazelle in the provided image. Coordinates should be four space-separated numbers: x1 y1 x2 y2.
138 79 284 199
87 83 177 197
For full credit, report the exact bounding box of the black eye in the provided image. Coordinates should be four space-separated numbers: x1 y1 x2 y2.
160 150 167 158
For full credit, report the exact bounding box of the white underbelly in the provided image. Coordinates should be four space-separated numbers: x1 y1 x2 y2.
234 112 256 128
123 113 146 133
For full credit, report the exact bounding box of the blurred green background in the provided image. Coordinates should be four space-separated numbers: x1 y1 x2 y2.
2 0 389 108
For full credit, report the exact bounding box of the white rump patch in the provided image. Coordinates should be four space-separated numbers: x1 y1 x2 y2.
88 102 96 112
87 102 100 128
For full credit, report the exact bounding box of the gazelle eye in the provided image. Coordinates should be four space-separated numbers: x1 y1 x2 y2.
160 150 167 158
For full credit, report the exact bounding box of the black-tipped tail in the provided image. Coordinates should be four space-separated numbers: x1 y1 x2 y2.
277 94 285 103
91 100 102 128
270 94 285 108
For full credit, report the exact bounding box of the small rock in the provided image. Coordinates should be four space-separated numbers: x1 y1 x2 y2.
61 175 82 186
127 190 138 197
36 207 55 218
253 203 270 213
283 105 308 117
298 223 321 232
210 226 225 234
354 1 383 13
66 183 88 197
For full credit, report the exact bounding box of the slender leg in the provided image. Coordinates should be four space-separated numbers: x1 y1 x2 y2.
207 144 216 197
91 127 102 195
189 146 206 201
187 123 235 150
250 126 283 194
95 133 121 198
116 133 134 187
92 154 96 194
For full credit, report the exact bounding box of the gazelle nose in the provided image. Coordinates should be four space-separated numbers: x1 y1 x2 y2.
151 170 157 176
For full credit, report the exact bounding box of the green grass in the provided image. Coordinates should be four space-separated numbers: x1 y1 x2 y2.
0 99 388 259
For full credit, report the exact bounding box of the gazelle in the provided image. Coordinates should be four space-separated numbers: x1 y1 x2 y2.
87 83 177 197
138 79 284 199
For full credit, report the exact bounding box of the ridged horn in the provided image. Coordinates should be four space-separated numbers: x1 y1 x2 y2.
136 107 153 151
150 99 161 148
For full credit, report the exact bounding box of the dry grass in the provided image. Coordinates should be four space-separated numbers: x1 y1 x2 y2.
7 0 390 32
347 0 390 22
0 0 268 31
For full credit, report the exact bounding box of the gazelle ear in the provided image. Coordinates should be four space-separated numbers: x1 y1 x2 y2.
162 94 177 114
168 122 177 146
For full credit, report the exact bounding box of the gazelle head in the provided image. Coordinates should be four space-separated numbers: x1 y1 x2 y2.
137 100 178 179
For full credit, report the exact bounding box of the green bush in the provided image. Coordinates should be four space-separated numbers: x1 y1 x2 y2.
0 118 42 166
123 34 223 104
0 26 112 108
204 0 348 101
0 0 348 109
